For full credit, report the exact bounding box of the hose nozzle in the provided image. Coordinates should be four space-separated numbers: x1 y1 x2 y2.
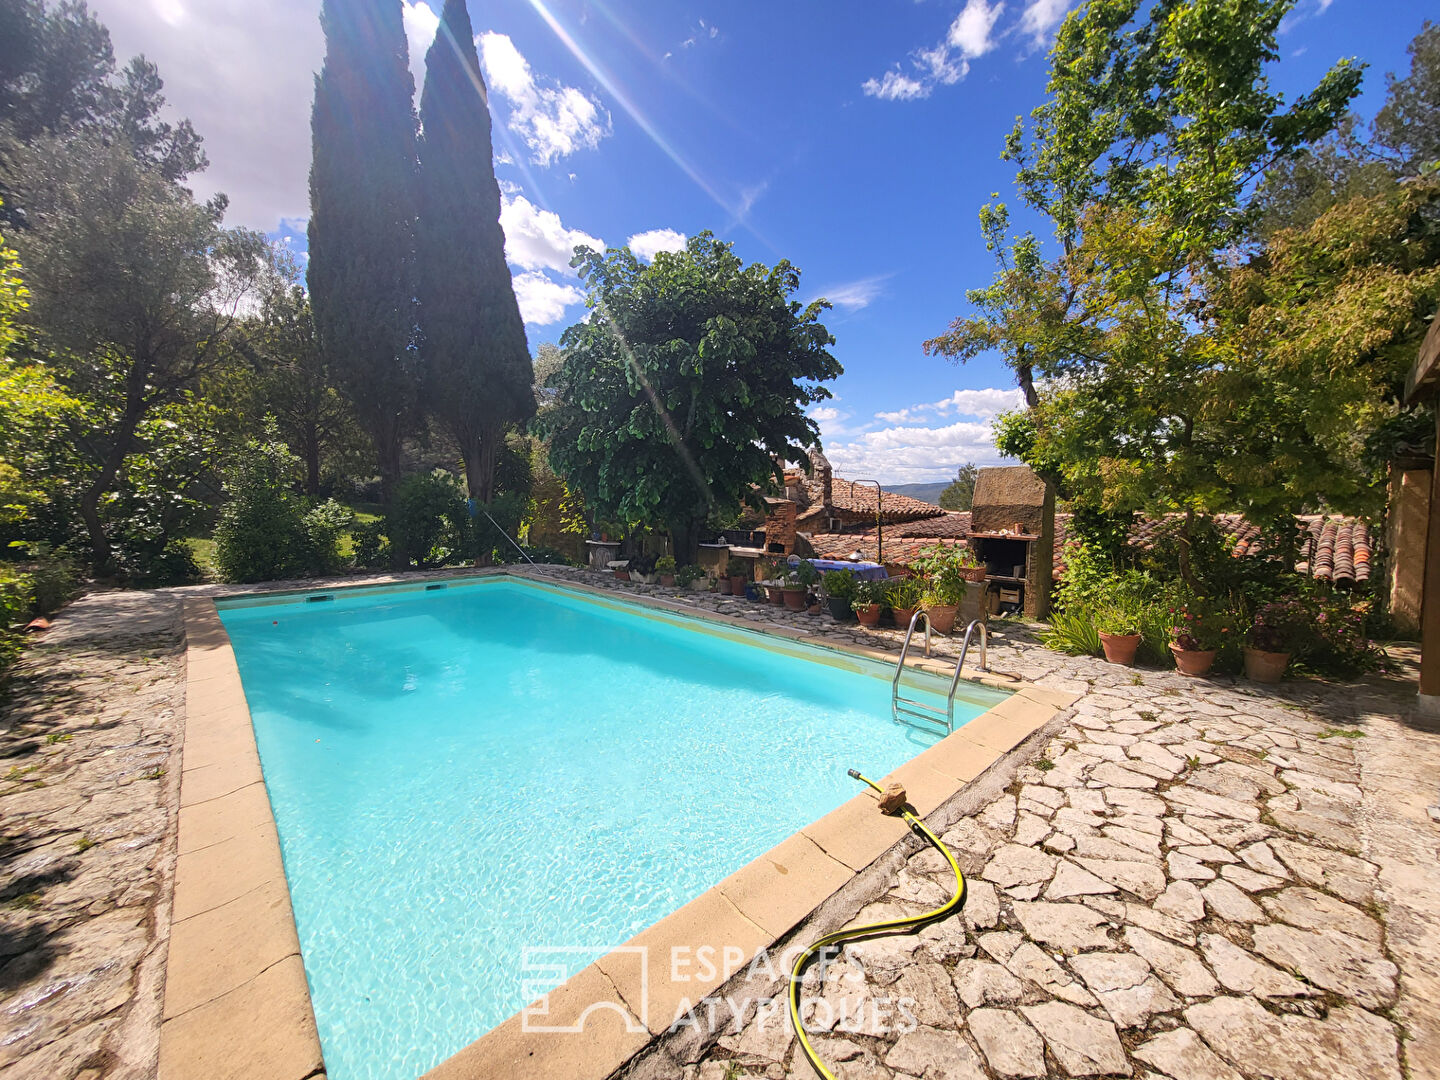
846 768 862 780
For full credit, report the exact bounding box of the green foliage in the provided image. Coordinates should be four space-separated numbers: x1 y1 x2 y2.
938 463 978 511
386 472 465 570
539 233 841 556
850 578 889 612
308 0 420 496
1038 608 1102 656
726 556 750 578
0 564 36 677
213 429 350 583
886 575 924 609
417 0 533 502
675 564 704 587
910 543 977 606
925 0 1375 558
1373 20 1440 172
655 555 677 574
822 569 857 600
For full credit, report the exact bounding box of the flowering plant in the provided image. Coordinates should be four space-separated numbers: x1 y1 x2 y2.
1248 600 1307 653
1170 599 1236 651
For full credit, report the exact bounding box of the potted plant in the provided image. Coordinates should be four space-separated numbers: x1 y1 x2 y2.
955 545 987 582
676 564 705 591
778 559 818 611
852 579 887 627
823 570 857 621
726 556 750 596
912 544 970 633
1244 601 1303 683
887 576 924 630
1169 600 1233 677
655 555 677 587
1095 603 1142 666
611 560 630 582
715 570 732 594
628 551 658 584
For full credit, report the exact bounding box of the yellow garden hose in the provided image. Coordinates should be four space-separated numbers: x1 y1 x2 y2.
788 769 967 1080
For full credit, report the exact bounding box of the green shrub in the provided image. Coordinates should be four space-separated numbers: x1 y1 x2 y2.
675 564 704 587
26 556 79 614
0 565 35 676
1038 608 1102 656
822 569 857 600
214 430 347 583
352 520 388 570
387 473 465 569
655 555 677 574
886 576 923 609
851 578 889 611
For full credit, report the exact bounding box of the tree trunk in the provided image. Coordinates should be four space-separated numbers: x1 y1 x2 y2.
80 392 148 575
669 519 702 567
474 420 503 504
1178 509 1198 592
301 426 322 497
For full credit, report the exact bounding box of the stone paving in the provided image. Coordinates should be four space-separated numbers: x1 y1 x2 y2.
3 566 1440 1080
0 591 185 1080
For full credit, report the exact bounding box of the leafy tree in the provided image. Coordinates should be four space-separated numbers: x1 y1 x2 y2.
416 0 533 504
1374 20 1440 173
214 424 352 583
0 0 206 214
925 0 1363 581
308 0 419 500
217 275 360 496
532 341 564 410
938 462 979 511
9 133 269 571
540 233 841 557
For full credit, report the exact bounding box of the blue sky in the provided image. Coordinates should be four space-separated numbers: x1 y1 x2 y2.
91 0 1429 482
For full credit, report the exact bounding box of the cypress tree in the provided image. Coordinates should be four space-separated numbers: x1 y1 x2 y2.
416 0 534 503
307 0 419 500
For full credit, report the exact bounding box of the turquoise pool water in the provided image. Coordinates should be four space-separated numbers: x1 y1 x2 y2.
217 577 1007 1080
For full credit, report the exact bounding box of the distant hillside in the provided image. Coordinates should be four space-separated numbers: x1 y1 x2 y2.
886 482 949 506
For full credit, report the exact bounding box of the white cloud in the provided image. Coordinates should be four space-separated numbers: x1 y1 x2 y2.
949 0 1005 57
816 275 891 312
808 406 843 423
86 0 323 229
825 419 1011 484
862 69 931 101
479 32 612 166
627 228 687 261
401 1 440 80
863 0 1003 102
500 195 604 275
1018 0 1070 47
512 271 584 325
874 387 1024 424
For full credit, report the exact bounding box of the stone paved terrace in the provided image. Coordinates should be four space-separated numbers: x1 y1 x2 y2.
2 566 1439 1080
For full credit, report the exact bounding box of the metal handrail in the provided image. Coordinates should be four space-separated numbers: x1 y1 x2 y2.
892 617 989 735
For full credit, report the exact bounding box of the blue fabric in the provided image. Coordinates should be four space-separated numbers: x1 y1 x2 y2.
791 557 888 580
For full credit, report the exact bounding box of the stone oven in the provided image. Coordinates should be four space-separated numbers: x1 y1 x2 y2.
968 465 1054 618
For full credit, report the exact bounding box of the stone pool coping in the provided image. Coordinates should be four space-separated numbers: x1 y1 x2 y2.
156 568 1079 1080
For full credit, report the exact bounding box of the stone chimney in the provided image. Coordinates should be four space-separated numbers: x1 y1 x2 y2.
808 448 833 508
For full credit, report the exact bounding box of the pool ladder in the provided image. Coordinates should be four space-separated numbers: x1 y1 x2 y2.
890 613 988 736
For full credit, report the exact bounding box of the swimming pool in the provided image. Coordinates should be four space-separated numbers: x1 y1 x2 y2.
217 576 1007 1079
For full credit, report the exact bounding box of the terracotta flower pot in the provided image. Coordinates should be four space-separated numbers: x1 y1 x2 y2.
613 568 629 582
659 574 675 587
926 604 959 634
1243 646 1290 683
1099 632 1141 666
806 601 823 616
767 584 787 606
782 587 808 611
855 603 883 627
1170 643 1217 677
716 577 732 595
892 606 919 630
729 575 749 596
826 596 854 621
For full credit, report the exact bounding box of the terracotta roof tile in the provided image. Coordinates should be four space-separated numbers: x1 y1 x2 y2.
799 474 946 524
805 511 1373 586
